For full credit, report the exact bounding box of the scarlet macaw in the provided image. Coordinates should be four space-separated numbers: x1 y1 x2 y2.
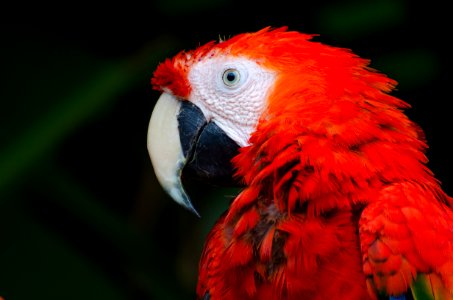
147 27 453 300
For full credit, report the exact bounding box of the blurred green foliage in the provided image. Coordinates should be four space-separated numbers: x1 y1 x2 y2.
373 49 440 88
0 0 450 299
0 199 127 300
0 40 173 193
316 0 406 39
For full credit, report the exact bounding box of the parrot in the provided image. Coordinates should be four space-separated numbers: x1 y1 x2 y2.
147 27 453 300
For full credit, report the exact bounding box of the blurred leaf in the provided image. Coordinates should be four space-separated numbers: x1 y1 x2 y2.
372 49 439 88
198 187 237 238
0 38 177 196
316 0 405 39
37 164 189 300
0 201 128 300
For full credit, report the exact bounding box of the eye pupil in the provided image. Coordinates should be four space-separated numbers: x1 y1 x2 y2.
226 72 236 82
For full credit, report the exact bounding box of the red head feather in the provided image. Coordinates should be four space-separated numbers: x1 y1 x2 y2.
152 27 400 105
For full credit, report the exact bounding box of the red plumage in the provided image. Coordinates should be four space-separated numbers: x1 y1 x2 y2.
152 27 453 299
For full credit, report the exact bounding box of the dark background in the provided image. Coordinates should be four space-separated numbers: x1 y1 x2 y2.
0 1 451 299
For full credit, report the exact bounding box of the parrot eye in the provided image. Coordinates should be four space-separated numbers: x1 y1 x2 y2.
222 69 241 86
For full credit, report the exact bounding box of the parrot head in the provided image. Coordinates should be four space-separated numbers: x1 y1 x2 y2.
148 27 405 216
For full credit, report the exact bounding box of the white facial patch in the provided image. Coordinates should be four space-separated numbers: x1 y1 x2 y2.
188 56 276 147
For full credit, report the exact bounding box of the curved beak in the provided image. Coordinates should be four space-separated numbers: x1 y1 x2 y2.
147 93 240 216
